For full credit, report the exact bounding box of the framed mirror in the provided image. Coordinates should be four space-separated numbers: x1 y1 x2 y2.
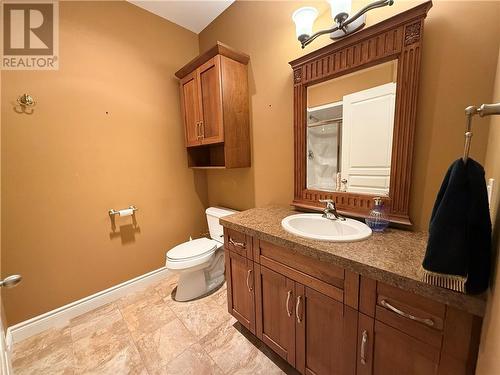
289 2 432 225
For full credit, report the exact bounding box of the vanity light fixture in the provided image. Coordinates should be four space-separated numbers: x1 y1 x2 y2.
292 0 394 48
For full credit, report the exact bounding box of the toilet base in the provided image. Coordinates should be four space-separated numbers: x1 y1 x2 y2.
172 249 225 302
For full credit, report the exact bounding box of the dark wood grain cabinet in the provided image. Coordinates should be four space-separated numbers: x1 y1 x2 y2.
176 42 250 169
223 227 483 375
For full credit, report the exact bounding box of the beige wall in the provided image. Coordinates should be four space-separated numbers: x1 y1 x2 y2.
308 61 397 107
476 48 500 375
199 0 500 230
1 1 207 325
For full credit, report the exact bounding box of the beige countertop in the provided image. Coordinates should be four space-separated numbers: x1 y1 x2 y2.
220 205 487 317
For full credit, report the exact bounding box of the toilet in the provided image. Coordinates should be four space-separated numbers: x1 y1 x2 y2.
166 207 236 301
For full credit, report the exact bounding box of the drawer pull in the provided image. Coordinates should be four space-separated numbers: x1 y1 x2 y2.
286 290 293 317
229 238 246 249
380 299 434 327
360 330 368 365
246 269 253 292
296 296 303 323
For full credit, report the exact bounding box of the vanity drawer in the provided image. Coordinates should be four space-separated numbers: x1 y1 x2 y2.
224 228 253 259
256 240 344 289
374 283 446 347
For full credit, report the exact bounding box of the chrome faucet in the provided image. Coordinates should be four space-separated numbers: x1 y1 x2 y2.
319 199 345 221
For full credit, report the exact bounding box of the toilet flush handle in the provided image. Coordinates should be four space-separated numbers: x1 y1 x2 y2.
0 275 22 288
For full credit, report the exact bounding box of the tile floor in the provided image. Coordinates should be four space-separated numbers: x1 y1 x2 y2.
11 274 299 374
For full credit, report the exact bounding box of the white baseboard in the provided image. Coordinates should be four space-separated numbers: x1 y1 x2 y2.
7 267 170 346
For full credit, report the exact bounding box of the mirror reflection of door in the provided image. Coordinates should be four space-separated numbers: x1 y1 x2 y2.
306 60 398 195
341 82 396 194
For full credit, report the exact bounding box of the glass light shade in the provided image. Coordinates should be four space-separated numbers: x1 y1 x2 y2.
292 7 318 39
327 0 352 19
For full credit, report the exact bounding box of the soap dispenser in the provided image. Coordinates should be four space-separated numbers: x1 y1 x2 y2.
365 197 389 232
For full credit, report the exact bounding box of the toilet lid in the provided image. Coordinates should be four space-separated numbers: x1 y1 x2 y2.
167 238 218 261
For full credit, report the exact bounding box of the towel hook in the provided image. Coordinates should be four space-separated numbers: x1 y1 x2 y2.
462 103 500 163
17 93 36 107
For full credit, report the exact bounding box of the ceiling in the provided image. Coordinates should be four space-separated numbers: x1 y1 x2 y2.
129 1 235 34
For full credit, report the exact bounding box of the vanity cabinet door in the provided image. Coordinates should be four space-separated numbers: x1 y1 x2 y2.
197 56 224 145
225 249 255 334
357 313 440 375
255 264 296 366
296 284 357 375
180 71 202 147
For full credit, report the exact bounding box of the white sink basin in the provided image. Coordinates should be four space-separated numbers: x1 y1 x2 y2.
281 214 372 242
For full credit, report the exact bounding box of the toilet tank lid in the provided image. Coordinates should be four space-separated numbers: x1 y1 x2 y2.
205 207 238 218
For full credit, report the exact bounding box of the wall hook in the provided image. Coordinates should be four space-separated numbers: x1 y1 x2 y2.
17 94 36 108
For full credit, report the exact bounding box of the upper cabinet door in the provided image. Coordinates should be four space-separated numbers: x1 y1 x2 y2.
296 285 357 375
180 71 201 147
198 56 224 145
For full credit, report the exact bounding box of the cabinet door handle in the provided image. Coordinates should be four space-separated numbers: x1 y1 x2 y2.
196 122 201 139
360 330 368 365
200 121 204 139
286 290 293 317
229 238 246 249
380 299 434 327
246 269 253 292
295 295 303 323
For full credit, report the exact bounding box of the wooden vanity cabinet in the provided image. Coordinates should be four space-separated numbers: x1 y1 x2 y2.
176 42 250 169
223 228 482 375
357 314 441 375
357 277 482 375
225 249 255 334
254 264 296 365
295 285 358 375
253 264 357 374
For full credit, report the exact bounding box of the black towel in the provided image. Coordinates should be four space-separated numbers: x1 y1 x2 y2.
422 158 491 294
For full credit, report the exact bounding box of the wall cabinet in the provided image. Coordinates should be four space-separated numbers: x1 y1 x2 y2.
223 227 482 375
176 42 250 169
180 57 223 147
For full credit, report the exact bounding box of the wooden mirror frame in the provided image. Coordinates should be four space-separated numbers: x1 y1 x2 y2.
289 1 432 226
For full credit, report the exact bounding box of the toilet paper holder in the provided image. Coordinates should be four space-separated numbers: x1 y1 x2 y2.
108 205 138 217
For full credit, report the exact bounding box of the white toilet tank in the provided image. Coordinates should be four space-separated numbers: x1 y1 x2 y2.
206 207 237 242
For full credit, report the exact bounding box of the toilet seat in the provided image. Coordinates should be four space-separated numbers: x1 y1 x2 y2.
166 238 221 270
